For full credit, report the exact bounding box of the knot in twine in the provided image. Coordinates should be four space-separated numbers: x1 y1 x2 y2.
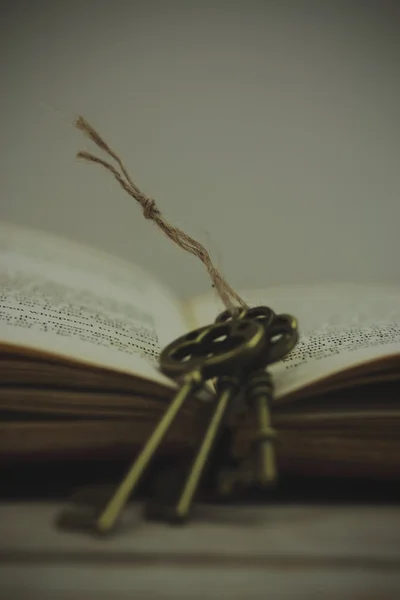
141 196 160 220
73 116 247 312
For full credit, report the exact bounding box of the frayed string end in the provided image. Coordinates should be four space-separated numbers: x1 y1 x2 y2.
74 116 248 313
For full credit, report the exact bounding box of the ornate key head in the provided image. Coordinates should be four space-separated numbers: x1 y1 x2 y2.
159 319 266 381
216 306 298 366
216 305 276 328
267 314 298 363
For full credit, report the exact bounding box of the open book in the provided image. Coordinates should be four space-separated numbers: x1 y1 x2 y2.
1 221 399 480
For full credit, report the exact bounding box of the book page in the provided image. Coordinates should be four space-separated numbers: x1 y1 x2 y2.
0 222 189 386
186 283 400 400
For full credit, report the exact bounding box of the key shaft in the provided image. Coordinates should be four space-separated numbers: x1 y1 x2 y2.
247 370 277 487
175 384 232 520
95 373 201 534
147 377 240 523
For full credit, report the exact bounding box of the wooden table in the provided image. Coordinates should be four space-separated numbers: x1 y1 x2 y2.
1 502 399 599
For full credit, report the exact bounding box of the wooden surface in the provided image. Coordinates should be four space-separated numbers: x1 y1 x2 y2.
0 502 400 599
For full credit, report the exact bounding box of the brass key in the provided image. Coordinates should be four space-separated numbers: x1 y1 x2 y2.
250 313 298 486
216 308 299 490
92 318 266 533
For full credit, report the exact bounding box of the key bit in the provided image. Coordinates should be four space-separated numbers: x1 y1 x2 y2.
217 459 255 497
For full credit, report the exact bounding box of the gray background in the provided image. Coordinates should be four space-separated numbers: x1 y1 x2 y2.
1 1 399 299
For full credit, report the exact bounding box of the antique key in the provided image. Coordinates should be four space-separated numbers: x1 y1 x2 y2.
81 317 267 534
247 313 298 486
215 308 299 491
